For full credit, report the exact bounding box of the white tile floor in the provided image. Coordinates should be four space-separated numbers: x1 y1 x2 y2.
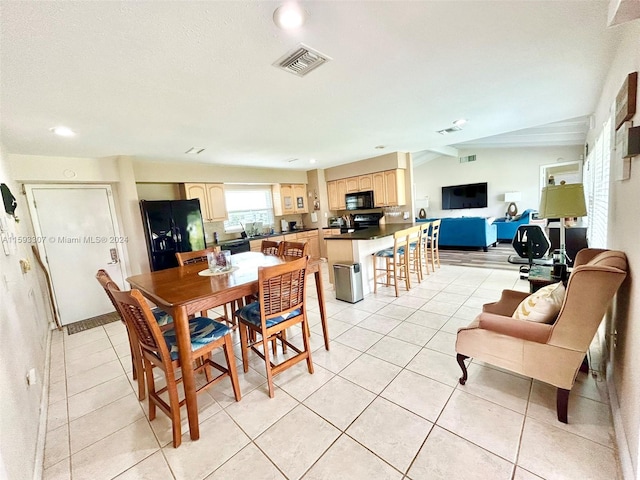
43 263 621 480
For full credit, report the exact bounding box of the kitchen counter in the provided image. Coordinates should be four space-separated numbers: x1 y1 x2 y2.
325 223 414 240
207 227 319 248
324 223 415 295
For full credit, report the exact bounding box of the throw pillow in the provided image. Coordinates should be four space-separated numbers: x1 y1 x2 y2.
512 282 565 324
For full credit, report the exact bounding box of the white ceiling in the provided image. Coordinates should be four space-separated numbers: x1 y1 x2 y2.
0 1 623 170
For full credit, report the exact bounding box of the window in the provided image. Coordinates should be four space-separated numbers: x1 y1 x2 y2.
584 117 611 249
223 186 274 233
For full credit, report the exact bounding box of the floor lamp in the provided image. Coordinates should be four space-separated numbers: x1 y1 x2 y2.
538 183 587 265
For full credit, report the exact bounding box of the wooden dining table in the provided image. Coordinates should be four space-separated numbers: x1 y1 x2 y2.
126 252 329 442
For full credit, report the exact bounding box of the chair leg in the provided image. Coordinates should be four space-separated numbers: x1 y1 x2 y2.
557 388 570 423
262 336 275 398
238 322 250 373
223 335 241 401
457 354 469 385
128 329 146 401
144 358 156 419
301 316 314 374
165 368 182 448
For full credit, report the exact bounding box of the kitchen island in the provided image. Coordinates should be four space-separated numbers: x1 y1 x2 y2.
325 223 415 295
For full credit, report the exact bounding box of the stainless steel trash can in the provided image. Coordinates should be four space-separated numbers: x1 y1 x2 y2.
334 262 364 303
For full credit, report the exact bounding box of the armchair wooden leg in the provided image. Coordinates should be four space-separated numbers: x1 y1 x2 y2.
557 388 570 424
457 354 469 385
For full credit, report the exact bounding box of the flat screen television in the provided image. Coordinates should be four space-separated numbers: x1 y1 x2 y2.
442 182 488 209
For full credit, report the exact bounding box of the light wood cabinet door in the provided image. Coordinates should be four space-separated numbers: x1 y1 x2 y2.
280 184 295 214
345 177 359 193
250 239 262 252
336 179 347 210
183 183 210 219
327 181 339 210
359 174 373 192
372 172 387 207
293 184 308 213
205 184 228 221
308 235 320 259
384 169 406 206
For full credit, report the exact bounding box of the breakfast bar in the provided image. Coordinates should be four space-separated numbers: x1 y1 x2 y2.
325 223 414 295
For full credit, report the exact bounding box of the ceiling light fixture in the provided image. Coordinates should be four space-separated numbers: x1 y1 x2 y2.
273 2 306 30
309 158 317 164
49 126 75 137
453 118 468 127
375 145 385 149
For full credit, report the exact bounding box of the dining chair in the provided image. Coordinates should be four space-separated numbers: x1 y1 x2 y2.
427 219 442 271
96 269 173 400
406 225 422 284
278 240 309 257
110 286 241 447
175 247 240 325
418 221 432 278
235 256 314 397
175 246 219 265
372 228 411 297
261 240 281 255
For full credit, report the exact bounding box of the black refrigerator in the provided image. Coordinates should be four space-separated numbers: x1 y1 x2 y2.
140 200 207 271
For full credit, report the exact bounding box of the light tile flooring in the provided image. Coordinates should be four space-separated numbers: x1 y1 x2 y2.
43 263 620 480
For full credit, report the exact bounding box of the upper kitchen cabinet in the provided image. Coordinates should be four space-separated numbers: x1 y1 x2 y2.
272 183 308 215
384 169 405 206
345 177 359 193
327 179 347 210
181 183 228 222
359 174 373 192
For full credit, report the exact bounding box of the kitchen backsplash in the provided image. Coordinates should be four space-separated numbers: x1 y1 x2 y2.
203 214 305 243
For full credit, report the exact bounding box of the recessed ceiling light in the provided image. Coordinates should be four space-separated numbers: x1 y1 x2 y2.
437 126 462 135
273 2 306 29
309 158 317 164
375 145 385 149
453 118 468 127
49 126 75 137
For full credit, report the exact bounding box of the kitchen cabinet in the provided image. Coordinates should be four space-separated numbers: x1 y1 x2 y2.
345 177 359 193
384 169 406 206
359 174 373 192
182 183 228 222
327 179 347 211
293 230 320 260
372 172 387 207
273 184 307 215
251 235 285 252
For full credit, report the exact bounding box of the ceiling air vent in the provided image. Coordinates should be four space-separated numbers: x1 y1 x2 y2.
273 44 331 77
459 154 477 163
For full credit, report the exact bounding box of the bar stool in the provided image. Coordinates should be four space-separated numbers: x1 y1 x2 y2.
426 219 441 271
372 228 411 297
406 225 422 284
418 221 432 278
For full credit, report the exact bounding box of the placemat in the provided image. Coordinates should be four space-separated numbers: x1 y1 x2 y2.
198 266 239 276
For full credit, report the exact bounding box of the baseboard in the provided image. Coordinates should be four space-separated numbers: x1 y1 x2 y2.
33 328 52 480
607 361 635 480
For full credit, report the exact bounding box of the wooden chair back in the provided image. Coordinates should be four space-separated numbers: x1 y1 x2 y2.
110 287 171 363
261 240 281 256
96 269 121 314
258 255 309 324
175 246 219 266
279 241 308 258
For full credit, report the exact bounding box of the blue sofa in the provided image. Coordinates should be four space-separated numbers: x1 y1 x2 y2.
492 209 537 242
418 217 497 251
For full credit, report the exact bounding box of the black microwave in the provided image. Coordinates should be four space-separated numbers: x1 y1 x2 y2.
345 191 374 211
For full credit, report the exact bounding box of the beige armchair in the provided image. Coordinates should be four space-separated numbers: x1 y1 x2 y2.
455 248 627 423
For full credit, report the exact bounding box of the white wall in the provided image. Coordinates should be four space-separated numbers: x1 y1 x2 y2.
413 145 584 219
0 147 52 480
587 19 640 479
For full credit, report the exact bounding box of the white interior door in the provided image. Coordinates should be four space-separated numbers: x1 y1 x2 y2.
27 185 126 325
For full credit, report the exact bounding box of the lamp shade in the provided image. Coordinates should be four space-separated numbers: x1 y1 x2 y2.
538 183 587 219
504 192 522 202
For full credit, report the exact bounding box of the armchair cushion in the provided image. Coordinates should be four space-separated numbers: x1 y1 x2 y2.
512 282 565 323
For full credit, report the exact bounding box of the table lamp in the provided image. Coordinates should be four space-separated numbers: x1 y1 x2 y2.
538 183 587 264
504 192 522 219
